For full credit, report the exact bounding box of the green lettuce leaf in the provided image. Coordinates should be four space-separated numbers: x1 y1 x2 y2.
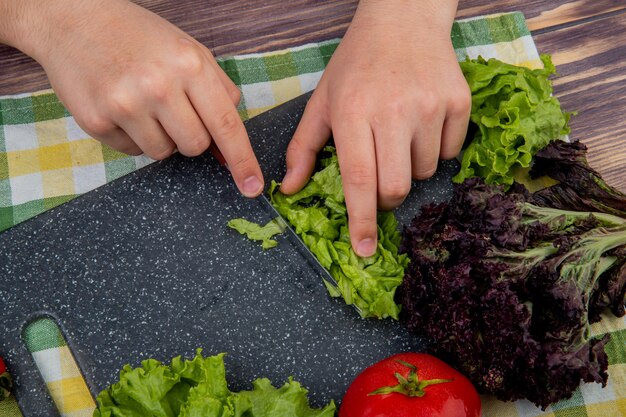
269 147 409 320
94 351 334 417
233 378 335 417
94 352 213 417
227 217 286 249
454 54 572 188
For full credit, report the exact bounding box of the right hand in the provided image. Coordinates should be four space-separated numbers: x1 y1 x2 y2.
8 0 264 197
280 0 469 257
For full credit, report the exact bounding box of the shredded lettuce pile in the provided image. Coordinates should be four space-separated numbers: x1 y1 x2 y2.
454 54 572 188
269 147 409 320
93 350 335 417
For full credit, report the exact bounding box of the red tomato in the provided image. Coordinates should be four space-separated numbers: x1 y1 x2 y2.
0 357 5 375
339 353 481 417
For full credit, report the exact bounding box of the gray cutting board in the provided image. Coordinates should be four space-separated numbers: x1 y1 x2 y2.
0 92 458 416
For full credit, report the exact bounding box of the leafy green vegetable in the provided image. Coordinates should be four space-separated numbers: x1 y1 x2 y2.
227 217 286 249
234 378 334 417
269 147 409 320
454 54 572 188
94 350 335 417
399 160 625 408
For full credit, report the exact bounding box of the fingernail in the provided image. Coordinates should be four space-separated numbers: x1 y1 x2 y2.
356 238 377 257
242 176 263 197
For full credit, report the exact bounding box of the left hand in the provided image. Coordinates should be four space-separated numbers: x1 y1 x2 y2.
280 0 470 257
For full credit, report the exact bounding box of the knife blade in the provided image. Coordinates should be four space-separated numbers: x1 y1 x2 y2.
257 193 364 316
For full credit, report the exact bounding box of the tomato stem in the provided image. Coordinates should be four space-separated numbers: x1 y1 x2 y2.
368 360 453 398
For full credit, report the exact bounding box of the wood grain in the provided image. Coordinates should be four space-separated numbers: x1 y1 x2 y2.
457 0 626 31
0 47 44 95
534 12 626 192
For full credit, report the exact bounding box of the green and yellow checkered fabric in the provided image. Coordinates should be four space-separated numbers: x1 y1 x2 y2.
1 11 624 417
0 92 153 231
23 319 95 417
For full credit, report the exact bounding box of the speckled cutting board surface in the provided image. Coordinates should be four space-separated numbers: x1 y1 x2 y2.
0 92 459 416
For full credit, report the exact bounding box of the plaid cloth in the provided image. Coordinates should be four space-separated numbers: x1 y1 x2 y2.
22 319 95 417
0 11 624 417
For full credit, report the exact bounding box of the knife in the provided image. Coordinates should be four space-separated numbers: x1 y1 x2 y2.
212 134 362 315
257 193 358 311
209 143 335 283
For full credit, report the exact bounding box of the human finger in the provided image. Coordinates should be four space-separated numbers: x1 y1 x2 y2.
334 116 378 257
191 40 242 106
120 117 177 160
372 119 413 211
440 92 471 160
411 110 445 180
78 115 143 156
209 59 242 106
187 71 263 198
98 127 143 155
156 92 212 157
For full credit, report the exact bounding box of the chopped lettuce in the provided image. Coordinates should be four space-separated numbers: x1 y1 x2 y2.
94 350 335 417
227 217 286 249
454 54 572 188
269 147 409 320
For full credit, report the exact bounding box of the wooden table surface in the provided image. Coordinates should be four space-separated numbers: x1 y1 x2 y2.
1 0 624 191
